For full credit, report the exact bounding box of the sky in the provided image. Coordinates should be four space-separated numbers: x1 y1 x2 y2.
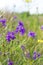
0 0 43 14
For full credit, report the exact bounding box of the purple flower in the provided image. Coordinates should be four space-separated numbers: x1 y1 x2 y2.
19 27 25 35
0 19 6 26
33 51 37 60
14 16 17 19
17 21 25 35
37 53 40 58
12 21 25 35
6 35 11 42
6 32 11 42
11 35 16 40
6 31 16 42
33 54 36 60
33 52 40 60
40 25 43 30
14 26 19 34
7 60 13 65
18 21 24 26
28 31 36 38
26 52 30 58
21 45 25 51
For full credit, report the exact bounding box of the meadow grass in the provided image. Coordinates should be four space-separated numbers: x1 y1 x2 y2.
0 11 43 65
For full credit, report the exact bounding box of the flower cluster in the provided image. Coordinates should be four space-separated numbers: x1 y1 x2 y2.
28 31 36 38
6 21 25 42
0 18 6 26
33 51 40 60
6 31 16 42
16 21 25 35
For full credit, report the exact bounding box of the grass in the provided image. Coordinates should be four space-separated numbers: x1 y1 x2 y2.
0 11 43 65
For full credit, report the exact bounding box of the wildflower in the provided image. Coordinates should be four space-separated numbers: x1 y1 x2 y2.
21 45 25 51
0 19 6 26
6 32 11 42
19 27 25 35
17 21 25 35
33 51 37 60
25 51 30 58
18 21 24 26
33 51 40 60
14 27 19 34
7 59 13 65
13 21 25 35
14 16 17 19
37 53 40 58
40 25 43 30
28 31 36 38
6 31 16 42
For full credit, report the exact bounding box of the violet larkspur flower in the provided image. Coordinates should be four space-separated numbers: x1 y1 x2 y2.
19 26 25 35
16 21 25 35
13 21 25 35
33 52 41 60
18 21 24 26
0 19 6 26
6 31 16 42
7 59 13 65
28 31 36 38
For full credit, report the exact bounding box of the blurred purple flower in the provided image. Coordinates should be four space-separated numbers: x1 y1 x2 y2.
14 16 17 19
33 51 37 60
0 19 6 26
28 31 36 38
14 21 25 35
26 52 30 58
6 31 16 42
8 59 13 65
33 54 36 60
21 45 25 51
18 21 24 26
11 21 25 36
33 52 40 60
14 26 19 34
40 25 43 30
6 36 11 42
37 53 40 58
